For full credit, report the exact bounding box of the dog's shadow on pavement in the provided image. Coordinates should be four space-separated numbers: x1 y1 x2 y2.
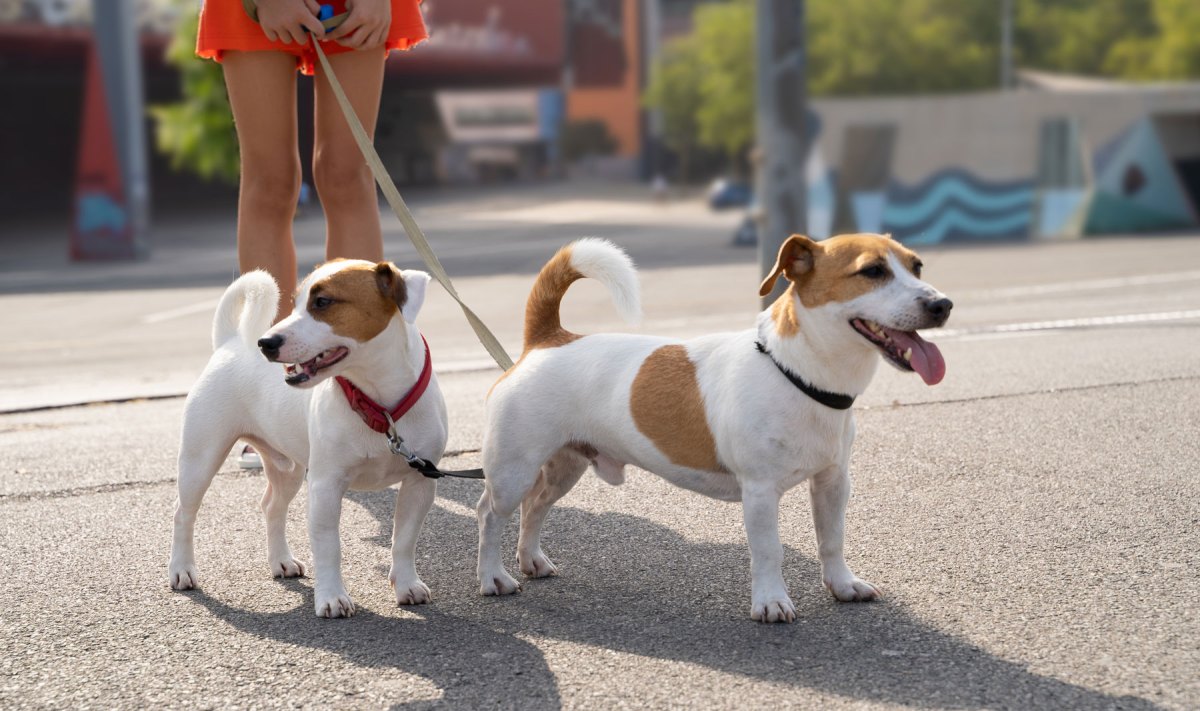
188 482 1160 710
404 482 1163 710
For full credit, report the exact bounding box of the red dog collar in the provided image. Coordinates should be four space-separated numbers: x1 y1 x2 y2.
336 335 432 434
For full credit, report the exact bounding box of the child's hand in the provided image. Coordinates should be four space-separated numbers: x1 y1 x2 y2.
255 0 326 45
327 0 391 49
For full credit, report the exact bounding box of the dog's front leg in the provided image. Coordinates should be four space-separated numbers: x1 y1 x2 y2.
307 474 355 618
742 483 796 623
389 473 436 605
810 464 880 602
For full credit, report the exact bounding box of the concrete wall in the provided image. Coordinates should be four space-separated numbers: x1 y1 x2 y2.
806 86 1200 243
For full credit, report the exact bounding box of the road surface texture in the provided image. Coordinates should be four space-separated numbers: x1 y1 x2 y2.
2 186 1197 709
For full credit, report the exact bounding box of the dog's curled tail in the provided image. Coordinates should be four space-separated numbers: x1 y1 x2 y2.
211 270 280 350
523 238 641 352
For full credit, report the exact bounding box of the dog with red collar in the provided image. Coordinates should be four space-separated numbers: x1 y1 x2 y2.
169 260 446 618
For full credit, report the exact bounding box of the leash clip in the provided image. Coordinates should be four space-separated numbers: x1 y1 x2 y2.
382 411 420 463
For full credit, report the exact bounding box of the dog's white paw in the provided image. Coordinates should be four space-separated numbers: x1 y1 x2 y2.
314 590 356 618
824 575 881 602
479 569 522 596
270 557 307 579
390 576 431 606
518 550 558 578
751 596 797 623
169 561 199 590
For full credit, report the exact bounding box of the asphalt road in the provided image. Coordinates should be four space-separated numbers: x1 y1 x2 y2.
1 188 1198 709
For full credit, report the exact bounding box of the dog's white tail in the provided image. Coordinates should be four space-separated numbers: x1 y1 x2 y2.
523 238 641 352
211 270 280 350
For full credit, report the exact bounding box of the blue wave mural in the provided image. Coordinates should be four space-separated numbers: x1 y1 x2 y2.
881 169 1034 243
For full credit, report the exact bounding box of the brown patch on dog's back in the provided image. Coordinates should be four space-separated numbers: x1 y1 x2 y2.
630 345 724 472
308 264 399 342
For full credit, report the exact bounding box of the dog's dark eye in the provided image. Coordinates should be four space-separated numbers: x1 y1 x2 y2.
859 264 888 279
912 261 923 278
313 296 334 309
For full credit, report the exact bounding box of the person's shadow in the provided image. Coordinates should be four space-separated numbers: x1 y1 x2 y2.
186 480 1162 710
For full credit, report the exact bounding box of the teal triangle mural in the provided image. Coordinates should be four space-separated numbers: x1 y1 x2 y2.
1085 191 1193 234
1092 118 1196 227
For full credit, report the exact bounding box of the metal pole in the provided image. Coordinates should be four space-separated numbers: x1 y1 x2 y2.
1000 0 1013 89
756 0 807 308
93 0 150 255
643 0 663 179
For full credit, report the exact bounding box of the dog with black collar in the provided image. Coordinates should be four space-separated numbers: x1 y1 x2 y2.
476 234 952 622
169 260 446 618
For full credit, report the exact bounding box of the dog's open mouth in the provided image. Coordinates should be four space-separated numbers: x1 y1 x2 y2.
851 319 946 385
283 346 349 386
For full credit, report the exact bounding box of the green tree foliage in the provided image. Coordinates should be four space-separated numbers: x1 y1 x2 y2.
560 119 618 162
1014 0 1156 77
150 9 240 183
690 2 755 159
643 35 704 180
643 2 753 167
1103 0 1200 80
643 0 1200 175
807 0 999 96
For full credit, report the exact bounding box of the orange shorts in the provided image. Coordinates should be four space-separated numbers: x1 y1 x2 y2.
196 0 427 76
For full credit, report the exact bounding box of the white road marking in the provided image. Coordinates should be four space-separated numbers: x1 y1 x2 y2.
424 310 1200 372
463 199 739 226
932 309 1200 339
957 270 1200 300
141 299 219 324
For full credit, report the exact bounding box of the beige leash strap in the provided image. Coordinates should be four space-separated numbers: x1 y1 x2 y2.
310 39 515 370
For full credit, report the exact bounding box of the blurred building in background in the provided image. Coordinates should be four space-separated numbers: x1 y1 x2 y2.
808 75 1200 243
2 0 1197 246
0 0 575 220
0 0 717 222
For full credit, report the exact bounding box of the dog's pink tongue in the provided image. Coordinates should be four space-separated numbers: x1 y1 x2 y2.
886 329 946 385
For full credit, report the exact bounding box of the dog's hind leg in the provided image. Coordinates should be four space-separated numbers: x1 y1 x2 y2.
517 447 589 578
477 439 558 596
253 439 306 579
170 406 238 590
389 473 436 605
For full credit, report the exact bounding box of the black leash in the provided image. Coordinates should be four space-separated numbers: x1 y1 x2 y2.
754 341 856 410
407 455 485 481
382 426 485 480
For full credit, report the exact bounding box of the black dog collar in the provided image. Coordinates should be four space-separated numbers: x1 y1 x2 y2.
754 341 856 410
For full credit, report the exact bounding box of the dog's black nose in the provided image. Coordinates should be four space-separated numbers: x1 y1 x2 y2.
258 334 284 360
924 297 953 323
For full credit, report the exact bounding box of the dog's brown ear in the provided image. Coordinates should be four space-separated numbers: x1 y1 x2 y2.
374 262 408 311
758 234 817 297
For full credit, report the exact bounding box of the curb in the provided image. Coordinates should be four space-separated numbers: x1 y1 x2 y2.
0 359 505 416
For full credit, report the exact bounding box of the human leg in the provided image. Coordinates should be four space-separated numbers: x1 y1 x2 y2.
312 47 387 262
222 50 302 321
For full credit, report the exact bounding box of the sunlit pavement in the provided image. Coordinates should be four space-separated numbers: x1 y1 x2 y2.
2 190 1198 708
